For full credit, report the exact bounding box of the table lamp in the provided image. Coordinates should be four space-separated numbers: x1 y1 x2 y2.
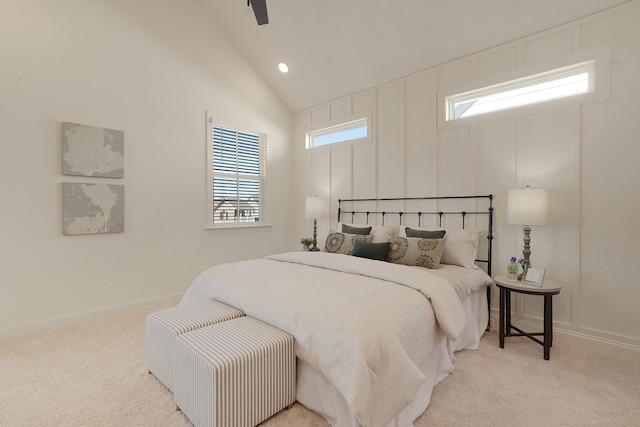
305 196 325 252
507 187 548 271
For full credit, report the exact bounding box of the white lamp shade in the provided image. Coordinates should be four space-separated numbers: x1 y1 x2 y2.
305 196 325 219
507 188 549 226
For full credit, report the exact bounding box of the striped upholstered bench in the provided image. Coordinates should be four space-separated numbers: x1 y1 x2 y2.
173 316 296 427
146 300 244 392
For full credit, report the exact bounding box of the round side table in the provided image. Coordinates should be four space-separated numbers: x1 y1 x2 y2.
494 275 562 360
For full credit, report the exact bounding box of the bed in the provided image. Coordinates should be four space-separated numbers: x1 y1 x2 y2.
179 195 494 427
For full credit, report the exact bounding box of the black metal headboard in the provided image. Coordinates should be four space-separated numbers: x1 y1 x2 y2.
337 194 494 276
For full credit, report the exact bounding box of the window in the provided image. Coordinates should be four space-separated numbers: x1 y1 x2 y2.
206 118 267 228
445 61 594 122
306 116 369 149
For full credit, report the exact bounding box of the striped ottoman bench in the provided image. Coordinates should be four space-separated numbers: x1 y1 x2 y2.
173 316 296 427
146 300 244 392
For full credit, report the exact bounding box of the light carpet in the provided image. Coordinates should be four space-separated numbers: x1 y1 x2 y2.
1 306 638 426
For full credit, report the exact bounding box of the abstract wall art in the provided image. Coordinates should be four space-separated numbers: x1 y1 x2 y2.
62 122 124 178
63 183 124 235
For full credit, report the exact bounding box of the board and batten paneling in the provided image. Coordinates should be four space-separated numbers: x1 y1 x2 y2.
292 1 640 362
330 146 353 222
376 81 406 199
516 107 580 326
405 73 438 198
578 4 640 342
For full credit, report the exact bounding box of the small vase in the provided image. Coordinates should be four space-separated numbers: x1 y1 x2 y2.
508 272 518 281
303 245 310 251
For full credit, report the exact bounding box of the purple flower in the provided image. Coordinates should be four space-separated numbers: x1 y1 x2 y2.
510 256 517 263
518 258 524 264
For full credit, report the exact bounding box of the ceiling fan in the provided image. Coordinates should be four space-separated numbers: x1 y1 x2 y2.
248 0 269 25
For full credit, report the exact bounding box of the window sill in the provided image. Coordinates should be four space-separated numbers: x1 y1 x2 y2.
205 222 273 231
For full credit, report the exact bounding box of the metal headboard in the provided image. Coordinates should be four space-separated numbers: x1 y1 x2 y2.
337 194 494 329
337 195 494 273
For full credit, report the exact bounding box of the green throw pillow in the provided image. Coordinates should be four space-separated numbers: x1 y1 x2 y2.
351 240 390 261
342 224 372 235
404 227 446 239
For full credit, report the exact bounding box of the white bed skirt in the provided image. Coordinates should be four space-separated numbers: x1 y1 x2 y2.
295 288 489 427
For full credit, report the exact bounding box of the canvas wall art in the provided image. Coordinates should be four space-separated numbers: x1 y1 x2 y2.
63 183 124 235
62 122 124 178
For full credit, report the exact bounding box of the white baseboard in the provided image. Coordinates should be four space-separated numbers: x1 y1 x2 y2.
489 312 640 365
0 292 183 341
553 328 640 365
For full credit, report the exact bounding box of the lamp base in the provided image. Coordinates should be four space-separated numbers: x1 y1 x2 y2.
310 218 321 252
522 225 532 271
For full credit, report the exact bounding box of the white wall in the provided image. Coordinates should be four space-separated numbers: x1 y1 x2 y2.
293 2 640 362
0 0 293 337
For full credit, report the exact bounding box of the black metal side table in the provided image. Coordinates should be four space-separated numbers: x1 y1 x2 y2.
495 275 562 360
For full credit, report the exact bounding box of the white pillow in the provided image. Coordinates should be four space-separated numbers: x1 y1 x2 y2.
399 226 482 267
335 222 399 243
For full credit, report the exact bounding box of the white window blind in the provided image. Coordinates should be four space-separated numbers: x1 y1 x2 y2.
208 121 267 227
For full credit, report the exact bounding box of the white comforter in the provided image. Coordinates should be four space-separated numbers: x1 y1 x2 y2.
180 251 468 427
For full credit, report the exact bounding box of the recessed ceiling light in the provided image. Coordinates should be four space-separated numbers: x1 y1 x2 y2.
278 63 289 73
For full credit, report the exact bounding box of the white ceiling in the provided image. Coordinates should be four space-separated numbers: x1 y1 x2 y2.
197 0 629 113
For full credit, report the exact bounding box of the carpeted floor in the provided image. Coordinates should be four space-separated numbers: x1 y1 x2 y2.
1 306 638 426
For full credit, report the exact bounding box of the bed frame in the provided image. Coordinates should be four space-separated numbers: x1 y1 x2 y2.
337 194 494 329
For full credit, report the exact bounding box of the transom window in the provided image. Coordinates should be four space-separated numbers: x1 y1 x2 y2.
446 61 594 121
206 118 267 228
306 117 369 149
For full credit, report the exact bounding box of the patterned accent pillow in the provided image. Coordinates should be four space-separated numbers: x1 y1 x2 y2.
325 232 374 255
387 237 445 269
399 227 482 267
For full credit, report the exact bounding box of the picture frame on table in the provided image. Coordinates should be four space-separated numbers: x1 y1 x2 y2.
522 266 546 287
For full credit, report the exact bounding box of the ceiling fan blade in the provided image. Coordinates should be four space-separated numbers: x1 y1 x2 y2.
249 0 269 25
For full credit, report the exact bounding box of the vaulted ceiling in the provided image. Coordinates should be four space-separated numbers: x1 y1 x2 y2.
197 0 629 113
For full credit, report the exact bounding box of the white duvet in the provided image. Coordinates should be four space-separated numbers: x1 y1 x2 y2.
180 251 469 427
